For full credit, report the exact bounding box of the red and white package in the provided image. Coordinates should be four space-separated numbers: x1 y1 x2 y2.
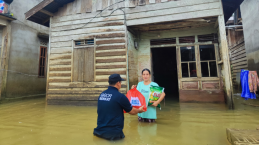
124 88 147 113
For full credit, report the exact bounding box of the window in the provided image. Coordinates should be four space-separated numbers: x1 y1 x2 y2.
200 45 217 77
181 46 197 77
75 39 94 47
38 46 47 77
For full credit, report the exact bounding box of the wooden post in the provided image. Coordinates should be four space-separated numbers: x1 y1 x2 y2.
218 15 234 109
0 22 11 99
125 25 129 92
94 37 96 82
71 39 74 82
176 45 181 90
195 44 202 90
46 17 52 101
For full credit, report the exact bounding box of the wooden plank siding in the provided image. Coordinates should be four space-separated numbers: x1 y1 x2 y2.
229 41 247 87
52 0 220 24
48 6 128 104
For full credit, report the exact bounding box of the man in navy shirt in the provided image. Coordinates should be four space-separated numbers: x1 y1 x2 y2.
93 74 145 140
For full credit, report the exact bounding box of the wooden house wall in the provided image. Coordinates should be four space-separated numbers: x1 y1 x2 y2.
46 0 225 105
52 0 221 26
47 11 127 105
229 40 247 90
53 0 179 18
226 29 246 91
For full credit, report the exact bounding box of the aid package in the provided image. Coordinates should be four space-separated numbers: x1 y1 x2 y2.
148 86 164 109
124 88 147 113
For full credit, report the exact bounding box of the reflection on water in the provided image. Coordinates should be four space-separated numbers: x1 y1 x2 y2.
0 96 259 145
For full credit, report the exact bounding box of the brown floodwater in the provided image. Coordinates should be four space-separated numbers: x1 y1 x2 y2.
0 96 259 145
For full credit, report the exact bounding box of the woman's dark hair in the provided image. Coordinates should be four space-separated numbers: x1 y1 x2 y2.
142 68 151 74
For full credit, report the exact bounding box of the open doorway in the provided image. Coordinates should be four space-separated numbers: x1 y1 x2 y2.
151 47 179 100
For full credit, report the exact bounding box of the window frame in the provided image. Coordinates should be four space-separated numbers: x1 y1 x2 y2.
38 46 47 78
180 45 198 78
198 44 219 78
179 44 219 79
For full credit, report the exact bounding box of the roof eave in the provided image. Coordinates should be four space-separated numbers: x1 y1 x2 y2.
25 0 75 27
0 13 16 21
25 0 54 20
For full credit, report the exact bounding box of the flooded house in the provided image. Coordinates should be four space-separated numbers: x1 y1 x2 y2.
0 0 49 101
25 0 241 108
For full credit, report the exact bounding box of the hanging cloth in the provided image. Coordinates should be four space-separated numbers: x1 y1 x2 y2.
240 70 256 100
248 71 259 94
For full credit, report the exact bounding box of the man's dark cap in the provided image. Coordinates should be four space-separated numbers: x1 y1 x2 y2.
109 74 125 83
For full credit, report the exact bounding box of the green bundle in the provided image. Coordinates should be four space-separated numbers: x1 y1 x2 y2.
148 86 164 110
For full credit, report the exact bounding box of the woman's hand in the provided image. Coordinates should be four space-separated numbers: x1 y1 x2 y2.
131 85 136 89
151 101 159 107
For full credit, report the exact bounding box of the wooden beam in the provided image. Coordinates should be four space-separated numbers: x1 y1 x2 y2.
127 27 138 36
218 15 233 109
42 18 50 24
214 19 218 28
0 19 7 26
40 9 54 16
46 17 52 98
25 0 54 19
32 15 45 20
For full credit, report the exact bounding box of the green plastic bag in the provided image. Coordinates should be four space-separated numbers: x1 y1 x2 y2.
148 86 164 110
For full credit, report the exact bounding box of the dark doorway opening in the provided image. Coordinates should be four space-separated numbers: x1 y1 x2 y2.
151 47 179 100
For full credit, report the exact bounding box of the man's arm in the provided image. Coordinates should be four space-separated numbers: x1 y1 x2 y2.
128 106 145 115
